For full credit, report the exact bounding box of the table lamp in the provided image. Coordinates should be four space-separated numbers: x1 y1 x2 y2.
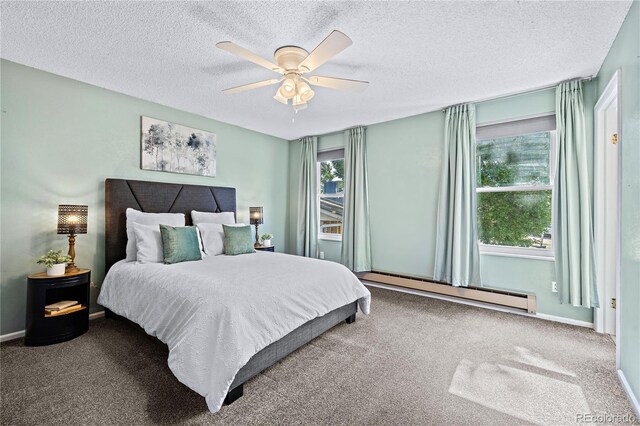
57 204 88 272
249 207 263 248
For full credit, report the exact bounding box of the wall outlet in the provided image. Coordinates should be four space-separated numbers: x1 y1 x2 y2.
319 251 325 259
551 281 558 293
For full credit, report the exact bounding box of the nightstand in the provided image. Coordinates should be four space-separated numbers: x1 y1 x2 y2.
25 269 90 346
255 245 275 252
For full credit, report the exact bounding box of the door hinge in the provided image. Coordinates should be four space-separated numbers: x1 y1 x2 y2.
612 133 618 145
611 298 617 309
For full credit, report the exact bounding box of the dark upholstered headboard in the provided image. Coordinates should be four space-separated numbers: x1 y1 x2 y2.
105 178 236 272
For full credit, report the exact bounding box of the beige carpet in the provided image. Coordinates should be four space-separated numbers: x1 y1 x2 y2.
1 286 637 425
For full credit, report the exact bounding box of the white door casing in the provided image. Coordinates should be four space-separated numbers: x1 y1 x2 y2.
593 70 621 368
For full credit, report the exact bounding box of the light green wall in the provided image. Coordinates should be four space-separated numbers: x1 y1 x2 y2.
596 0 640 406
366 113 445 276
1 60 288 335
287 86 595 323
318 132 344 151
476 88 554 123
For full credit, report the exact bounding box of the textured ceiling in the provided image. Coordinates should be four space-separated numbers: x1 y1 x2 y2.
0 1 632 140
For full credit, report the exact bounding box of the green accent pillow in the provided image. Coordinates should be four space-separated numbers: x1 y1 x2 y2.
223 225 256 255
159 225 202 264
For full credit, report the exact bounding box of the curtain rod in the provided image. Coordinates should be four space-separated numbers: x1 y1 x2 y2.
296 124 367 141
441 76 594 112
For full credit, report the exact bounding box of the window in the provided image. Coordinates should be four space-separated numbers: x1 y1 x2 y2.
476 115 556 258
318 149 345 240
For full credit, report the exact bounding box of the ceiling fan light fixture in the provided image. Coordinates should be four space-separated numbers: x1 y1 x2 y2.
297 81 310 95
292 94 305 106
273 90 289 105
278 84 295 100
282 77 296 93
297 82 314 102
307 89 315 102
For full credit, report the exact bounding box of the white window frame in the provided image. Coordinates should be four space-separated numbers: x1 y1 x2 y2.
476 116 556 260
317 150 344 242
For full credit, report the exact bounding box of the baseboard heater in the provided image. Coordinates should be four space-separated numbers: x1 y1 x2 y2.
357 271 536 314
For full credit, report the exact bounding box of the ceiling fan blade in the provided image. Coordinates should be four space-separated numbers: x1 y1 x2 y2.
298 30 352 73
216 41 284 73
306 76 369 92
222 78 281 94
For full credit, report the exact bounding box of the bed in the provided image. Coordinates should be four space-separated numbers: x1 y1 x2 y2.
98 178 371 412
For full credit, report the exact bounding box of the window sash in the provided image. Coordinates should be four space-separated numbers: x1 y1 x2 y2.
476 131 557 190
479 243 554 259
317 158 344 241
476 184 552 193
318 232 342 242
477 188 554 258
475 120 555 258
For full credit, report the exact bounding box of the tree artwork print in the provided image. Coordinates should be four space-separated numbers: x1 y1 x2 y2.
141 117 217 177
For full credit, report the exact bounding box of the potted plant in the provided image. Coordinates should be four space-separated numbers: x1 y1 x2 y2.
260 233 273 247
37 250 72 277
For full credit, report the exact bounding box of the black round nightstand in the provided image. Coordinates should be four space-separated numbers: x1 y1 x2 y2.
255 245 275 252
25 269 91 346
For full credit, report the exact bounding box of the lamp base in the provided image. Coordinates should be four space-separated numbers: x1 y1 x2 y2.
66 233 78 273
254 223 260 248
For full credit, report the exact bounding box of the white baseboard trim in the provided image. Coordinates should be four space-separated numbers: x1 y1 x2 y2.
535 313 594 328
0 310 106 343
618 369 640 417
363 281 594 328
0 330 25 343
89 311 105 320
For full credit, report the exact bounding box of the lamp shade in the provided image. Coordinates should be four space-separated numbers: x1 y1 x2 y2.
273 89 289 105
57 205 88 235
249 207 263 225
282 78 296 94
278 83 296 100
301 88 314 102
297 81 314 102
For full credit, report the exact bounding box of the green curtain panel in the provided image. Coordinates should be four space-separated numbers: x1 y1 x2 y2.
554 81 598 308
433 104 482 287
296 136 319 258
341 126 372 272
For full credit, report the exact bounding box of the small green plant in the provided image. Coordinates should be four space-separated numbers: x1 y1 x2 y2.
36 250 72 268
260 233 273 241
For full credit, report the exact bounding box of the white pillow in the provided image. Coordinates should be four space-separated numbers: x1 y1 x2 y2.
132 223 163 263
197 223 225 256
191 210 235 226
125 208 185 261
197 223 246 256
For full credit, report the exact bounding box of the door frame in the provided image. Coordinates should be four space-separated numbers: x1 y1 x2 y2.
593 69 621 368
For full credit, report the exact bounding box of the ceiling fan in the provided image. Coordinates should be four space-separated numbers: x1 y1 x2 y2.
216 30 369 111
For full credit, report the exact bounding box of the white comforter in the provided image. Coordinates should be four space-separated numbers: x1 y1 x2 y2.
97 252 371 412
